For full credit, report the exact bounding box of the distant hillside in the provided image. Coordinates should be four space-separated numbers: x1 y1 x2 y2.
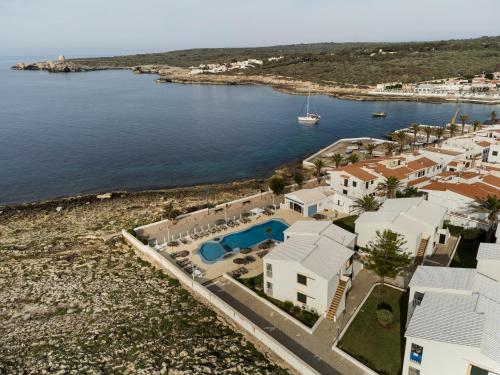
71 36 500 85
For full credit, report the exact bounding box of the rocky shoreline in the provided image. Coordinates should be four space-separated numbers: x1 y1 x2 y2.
13 59 499 104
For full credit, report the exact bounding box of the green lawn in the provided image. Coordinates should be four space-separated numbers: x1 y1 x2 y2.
447 225 486 268
333 215 358 233
237 273 319 328
338 285 408 375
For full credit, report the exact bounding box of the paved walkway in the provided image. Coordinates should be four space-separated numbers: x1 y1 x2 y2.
207 270 378 375
423 235 459 267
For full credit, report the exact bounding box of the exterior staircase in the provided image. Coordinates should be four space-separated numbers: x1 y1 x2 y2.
326 279 347 320
415 237 429 265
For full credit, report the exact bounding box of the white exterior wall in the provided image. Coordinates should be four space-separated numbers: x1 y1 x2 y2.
355 220 422 255
488 144 500 163
402 336 500 375
263 259 331 315
476 259 500 281
329 171 379 199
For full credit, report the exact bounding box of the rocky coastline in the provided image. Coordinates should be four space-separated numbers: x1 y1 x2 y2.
13 58 499 104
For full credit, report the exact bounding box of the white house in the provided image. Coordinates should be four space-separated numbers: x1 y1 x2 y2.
355 197 449 258
403 244 500 375
263 221 358 320
283 187 334 217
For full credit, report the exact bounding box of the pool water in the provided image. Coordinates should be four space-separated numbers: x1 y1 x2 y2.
199 219 289 263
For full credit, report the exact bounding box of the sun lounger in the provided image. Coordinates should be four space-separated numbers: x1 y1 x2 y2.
256 250 269 258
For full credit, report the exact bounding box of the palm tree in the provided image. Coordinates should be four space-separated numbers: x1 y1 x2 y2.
491 111 497 122
313 159 326 183
377 176 402 198
434 126 445 145
460 114 469 135
348 153 359 164
384 142 396 156
352 195 380 215
331 153 343 168
392 131 407 153
472 120 480 132
469 195 500 242
366 143 376 158
422 126 433 145
410 123 420 150
449 123 458 138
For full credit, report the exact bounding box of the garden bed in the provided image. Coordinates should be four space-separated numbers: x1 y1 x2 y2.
333 215 358 233
338 285 408 375
447 225 486 268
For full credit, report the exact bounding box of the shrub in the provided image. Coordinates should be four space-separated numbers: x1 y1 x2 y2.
376 309 394 328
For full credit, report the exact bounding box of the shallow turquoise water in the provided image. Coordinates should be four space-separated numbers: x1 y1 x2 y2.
0 56 496 204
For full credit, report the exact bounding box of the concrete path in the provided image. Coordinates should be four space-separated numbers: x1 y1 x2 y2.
207 270 379 375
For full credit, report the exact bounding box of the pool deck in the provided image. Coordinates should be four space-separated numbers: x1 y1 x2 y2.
158 209 313 281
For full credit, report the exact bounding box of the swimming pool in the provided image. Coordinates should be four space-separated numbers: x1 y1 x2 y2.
198 219 289 263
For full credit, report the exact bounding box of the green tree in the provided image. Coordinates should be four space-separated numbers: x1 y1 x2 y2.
434 126 445 144
352 195 380 215
268 175 285 196
472 120 480 132
313 159 326 183
410 123 420 150
331 153 343 168
449 123 458 138
422 126 433 144
294 172 304 187
392 131 407 153
366 143 376 158
460 113 469 135
469 195 500 242
348 153 359 164
396 187 421 198
384 142 396 156
362 230 412 287
377 176 402 198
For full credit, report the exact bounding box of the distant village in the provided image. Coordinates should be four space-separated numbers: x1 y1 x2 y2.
188 56 283 75
374 72 500 100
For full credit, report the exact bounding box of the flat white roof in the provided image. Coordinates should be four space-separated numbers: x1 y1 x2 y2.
409 266 476 291
285 188 327 205
284 220 331 236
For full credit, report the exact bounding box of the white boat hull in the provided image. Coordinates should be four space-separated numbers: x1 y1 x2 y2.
298 116 320 124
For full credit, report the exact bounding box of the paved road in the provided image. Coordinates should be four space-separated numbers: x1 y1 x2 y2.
207 278 370 375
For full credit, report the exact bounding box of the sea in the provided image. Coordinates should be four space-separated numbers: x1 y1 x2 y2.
0 56 497 204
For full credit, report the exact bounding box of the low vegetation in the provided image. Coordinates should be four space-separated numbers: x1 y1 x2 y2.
338 285 408 375
447 224 486 268
237 274 319 328
333 215 358 233
70 36 500 85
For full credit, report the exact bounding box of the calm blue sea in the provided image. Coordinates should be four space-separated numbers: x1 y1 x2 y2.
0 56 496 204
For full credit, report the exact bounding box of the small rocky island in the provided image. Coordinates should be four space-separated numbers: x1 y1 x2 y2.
12 55 107 73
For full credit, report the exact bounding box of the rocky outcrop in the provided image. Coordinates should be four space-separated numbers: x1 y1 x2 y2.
12 59 108 73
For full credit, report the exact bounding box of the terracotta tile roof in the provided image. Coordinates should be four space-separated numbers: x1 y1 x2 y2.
481 175 500 188
448 161 459 167
460 172 480 180
422 182 500 200
372 164 412 180
425 147 462 156
332 165 378 182
408 177 430 187
437 171 456 177
407 157 437 171
483 164 500 172
476 141 492 147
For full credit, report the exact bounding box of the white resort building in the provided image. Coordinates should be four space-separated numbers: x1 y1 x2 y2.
283 187 334 217
355 197 449 258
403 242 500 375
263 220 359 320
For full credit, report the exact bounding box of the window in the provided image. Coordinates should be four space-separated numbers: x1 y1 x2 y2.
408 367 420 375
365 181 369 189
297 292 307 304
413 292 424 307
343 189 348 195
266 282 273 296
266 263 273 278
297 274 307 286
352 181 357 187
371 180 374 185
410 343 423 364
344 178 348 187
493 151 498 156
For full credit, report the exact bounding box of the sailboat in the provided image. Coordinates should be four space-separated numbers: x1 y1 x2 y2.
298 93 320 124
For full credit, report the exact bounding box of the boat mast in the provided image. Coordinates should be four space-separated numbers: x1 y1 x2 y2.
306 92 310 116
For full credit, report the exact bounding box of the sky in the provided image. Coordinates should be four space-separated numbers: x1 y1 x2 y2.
1 0 499 57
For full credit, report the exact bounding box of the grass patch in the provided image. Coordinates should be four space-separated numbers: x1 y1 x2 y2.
237 273 319 328
446 224 486 268
338 285 408 375
334 215 358 233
